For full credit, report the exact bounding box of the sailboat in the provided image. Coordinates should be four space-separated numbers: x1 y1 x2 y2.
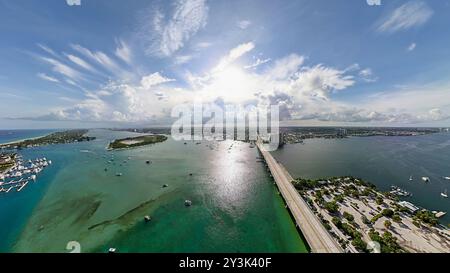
441 189 448 198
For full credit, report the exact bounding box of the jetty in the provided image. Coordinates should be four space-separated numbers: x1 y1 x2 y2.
256 138 343 253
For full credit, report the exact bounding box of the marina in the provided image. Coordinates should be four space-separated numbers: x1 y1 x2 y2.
0 156 51 195
390 186 412 197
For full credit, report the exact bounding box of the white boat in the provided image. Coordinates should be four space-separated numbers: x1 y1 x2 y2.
422 177 430 182
441 189 448 198
409 175 413 181
444 177 450 180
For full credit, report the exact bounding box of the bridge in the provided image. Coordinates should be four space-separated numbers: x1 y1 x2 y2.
257 139 343 253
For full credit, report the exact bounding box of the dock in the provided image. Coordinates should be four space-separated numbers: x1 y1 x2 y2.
257 139 343 253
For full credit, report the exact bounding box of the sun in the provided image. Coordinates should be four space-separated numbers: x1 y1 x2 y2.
212 66 251 102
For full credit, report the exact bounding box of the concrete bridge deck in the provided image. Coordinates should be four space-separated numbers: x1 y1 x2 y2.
257 141 343 253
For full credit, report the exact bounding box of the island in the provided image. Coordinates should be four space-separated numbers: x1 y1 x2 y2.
280 127 447 144
108 135 168 150
0 129 95 150
292 176 450 253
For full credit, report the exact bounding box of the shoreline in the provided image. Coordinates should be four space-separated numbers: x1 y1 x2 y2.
0 133 55 146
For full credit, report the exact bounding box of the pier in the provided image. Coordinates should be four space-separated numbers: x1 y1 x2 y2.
0 156 50 195
257 139 343 253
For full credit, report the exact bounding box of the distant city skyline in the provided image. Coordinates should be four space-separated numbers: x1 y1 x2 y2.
1 0 450 129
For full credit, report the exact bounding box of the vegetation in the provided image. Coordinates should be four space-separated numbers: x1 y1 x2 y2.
324 201 339 213
413 210 438 226
392 214 402 223
384 220 392 229
352 237 367 252
375 196 384 205
381 208 394 218
371 213 383 224
108 135 168 150
369 229 405 253
0 129 95 149
334 194 344 203
343 211 355 222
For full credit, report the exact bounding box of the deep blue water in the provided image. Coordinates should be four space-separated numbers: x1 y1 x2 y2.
272 133 450 225
0 130 56 144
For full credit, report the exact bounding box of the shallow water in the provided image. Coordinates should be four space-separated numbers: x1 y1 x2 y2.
3 129 307 253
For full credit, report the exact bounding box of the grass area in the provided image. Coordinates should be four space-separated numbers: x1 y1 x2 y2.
108 135 168 150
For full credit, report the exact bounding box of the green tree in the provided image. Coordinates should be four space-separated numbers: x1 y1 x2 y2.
392 214 402 223
324 201 339 213
384 220 392 230
381 209 394 218
343 211 355 222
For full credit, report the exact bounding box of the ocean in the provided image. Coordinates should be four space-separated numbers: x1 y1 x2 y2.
0 129 56 145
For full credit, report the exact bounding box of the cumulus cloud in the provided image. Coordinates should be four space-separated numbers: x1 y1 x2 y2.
376 1 433 33
26 41 450 126
144 0 209 57
140 72 175 89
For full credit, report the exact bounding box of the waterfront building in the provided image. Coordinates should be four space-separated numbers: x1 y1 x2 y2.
398 201 420 213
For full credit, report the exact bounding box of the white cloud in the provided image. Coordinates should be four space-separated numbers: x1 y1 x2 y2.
174 55 194 65
37 44 58 57
140 72 175 89
66 0 81 6
237 20 252 30
195 42 212 49
71 44 125 77
376 1 433 33
28 42 450 126
40 57 83 81
65 53 95 72
291 65 355 101
407 42 417 51
245 58 271 69
37 73 59 83
144 0 209 57
213 42 255 73
267 53 304 80
359 68 378 82
115 40 132 64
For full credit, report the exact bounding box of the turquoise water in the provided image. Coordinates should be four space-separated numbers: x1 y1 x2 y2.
272 133 450 225
0 129 56 144
2 129 307 253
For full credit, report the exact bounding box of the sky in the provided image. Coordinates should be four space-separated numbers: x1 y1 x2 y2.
1 0 450 129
